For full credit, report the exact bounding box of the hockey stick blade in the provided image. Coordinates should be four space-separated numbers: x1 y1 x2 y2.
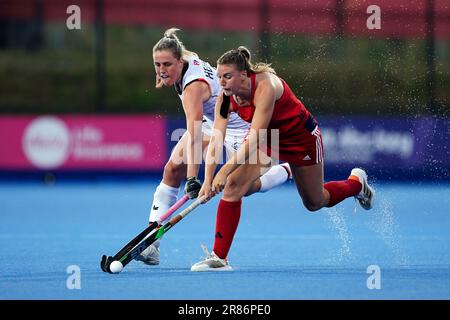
101 255 115 273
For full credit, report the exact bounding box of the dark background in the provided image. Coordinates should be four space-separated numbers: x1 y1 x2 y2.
1 0 449 117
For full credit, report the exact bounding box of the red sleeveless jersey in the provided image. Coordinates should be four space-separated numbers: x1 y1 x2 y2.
230 72 323 166
230 72 310 130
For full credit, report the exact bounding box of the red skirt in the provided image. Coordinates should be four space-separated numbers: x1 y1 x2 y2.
266 114 324 166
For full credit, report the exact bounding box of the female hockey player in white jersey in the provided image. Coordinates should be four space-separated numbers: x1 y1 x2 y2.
136 28 292 265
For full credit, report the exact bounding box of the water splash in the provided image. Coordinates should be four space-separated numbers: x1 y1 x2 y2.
366 195 410 266
325 207 353 265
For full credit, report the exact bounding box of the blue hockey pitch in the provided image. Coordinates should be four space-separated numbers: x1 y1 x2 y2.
1 179 449 299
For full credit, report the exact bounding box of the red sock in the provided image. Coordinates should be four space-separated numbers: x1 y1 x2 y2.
324 179 362 207
213 199 242 259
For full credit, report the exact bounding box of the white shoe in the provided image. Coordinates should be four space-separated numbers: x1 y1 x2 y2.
135 242 160 265
191 244 233 272
349 168 375 210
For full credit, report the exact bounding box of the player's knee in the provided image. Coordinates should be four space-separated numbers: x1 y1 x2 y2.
302 199 323 212
163 161 185 182
224 175 247 198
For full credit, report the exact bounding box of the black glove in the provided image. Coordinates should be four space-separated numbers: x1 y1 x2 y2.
184 176 202 199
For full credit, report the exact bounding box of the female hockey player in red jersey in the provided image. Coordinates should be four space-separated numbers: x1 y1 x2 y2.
192 46 375 271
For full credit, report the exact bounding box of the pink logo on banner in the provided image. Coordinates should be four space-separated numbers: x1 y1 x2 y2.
0 115 167 170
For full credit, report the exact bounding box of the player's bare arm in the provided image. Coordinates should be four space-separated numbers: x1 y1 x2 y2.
182 81 210 178
200 92 230 199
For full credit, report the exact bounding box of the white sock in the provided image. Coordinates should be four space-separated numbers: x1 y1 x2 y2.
149 182 180 225
259 164 289 193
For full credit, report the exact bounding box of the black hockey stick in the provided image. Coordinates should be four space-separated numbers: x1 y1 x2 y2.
105 195 207 273
100 194 190 273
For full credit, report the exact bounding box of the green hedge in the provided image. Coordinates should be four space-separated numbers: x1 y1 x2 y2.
0 25 448 116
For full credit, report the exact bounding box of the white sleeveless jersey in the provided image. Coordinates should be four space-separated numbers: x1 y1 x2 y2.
175 56 250 131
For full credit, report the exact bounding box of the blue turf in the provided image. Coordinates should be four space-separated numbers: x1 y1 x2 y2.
0 179 449 299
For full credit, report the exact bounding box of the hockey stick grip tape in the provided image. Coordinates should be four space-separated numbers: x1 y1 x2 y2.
178 195 208 219
158 194 190 223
